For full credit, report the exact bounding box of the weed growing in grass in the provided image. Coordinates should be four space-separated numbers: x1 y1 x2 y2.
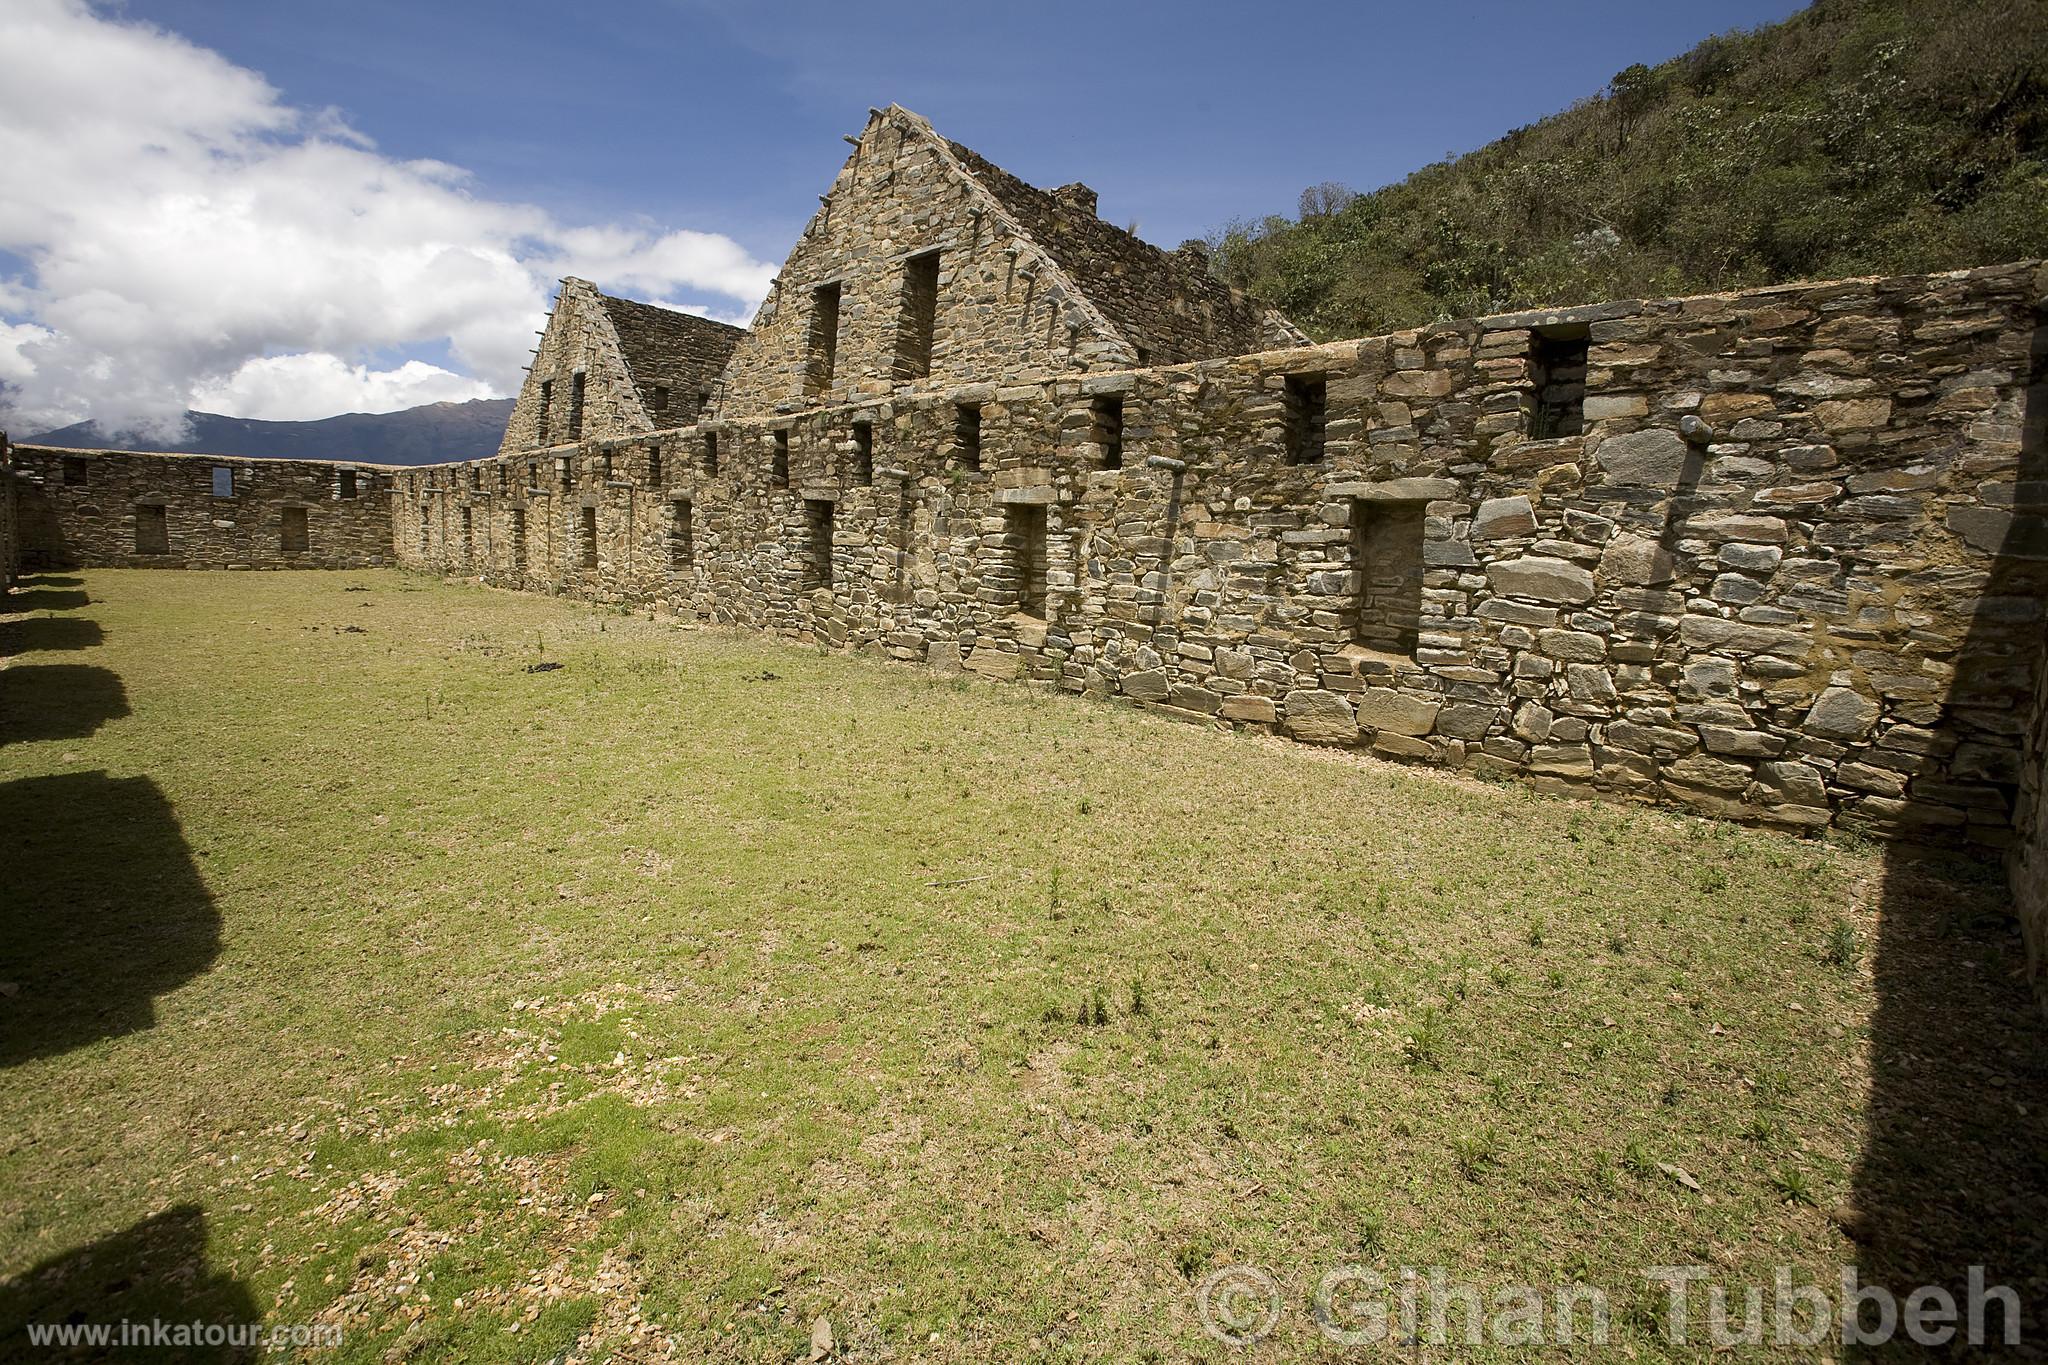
1742 1114 1781 1146
1697 866 1729 894
1074 987 1110 1027
1607 923 1633 954
1823 919 1860 969
1127 977 1147 1017
1754 1067 1794 1103
1773 1166 1820 1207
1622 1139 1657 1179
1403 1009 1446 1071
1454 1129 1502 1182
1661 1081 1683 1108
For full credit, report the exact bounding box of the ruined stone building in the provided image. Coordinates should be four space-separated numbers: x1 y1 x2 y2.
5 104 2047 1007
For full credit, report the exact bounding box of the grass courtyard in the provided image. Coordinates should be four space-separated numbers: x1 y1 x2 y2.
1 569 2043 1361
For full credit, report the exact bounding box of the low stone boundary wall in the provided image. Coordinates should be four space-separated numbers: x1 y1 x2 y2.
13 446 399 571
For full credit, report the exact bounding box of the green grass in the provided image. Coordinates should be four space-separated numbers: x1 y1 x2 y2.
0 569 2006 1360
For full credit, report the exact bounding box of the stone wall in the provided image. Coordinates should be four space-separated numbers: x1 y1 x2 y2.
1 434 19 586
716 107 1298 423
2004 315 2048 1015
496 279 652 459
394 261 2048 856
13 446 399 571
2013 646 2048 1014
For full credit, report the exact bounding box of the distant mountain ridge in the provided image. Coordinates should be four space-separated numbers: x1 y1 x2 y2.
25 398 514 466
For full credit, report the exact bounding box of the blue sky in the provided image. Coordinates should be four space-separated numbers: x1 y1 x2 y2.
128 0 1807 258
1 0 1808 433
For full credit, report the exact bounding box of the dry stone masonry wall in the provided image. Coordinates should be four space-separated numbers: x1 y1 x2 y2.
716 107 1297 421
0 436 21 586
396 262 2048 866
12 446 398 571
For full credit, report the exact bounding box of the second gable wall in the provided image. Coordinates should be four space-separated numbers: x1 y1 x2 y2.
717 114 1133 421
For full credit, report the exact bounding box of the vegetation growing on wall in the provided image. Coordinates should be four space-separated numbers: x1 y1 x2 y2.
1209 0 2048 337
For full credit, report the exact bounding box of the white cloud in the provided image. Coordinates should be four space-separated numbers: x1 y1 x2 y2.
0 0 775 437
191 355 499 422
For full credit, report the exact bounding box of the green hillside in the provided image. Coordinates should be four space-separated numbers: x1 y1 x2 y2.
1211 0 2048 338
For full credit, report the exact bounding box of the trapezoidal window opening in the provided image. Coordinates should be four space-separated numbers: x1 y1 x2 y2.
1090 396 1123 469
894 249 940 381
1529 325 1590 440
1005 503 1048 618
62 456 87 486
1350 498 1426 658
807 282 841 395
338 468 358 500
703 431 720 476
1284 372 1327 463
851 421 873 486
281 505 309 553
537 379 553 443
670 499 694 570
647 443 663 486
134 504 168 555
568 371 587 441
954 403 982 472
650 384 670 416
771 430 790 488
801 498 834 590
211 466 234 498
580 505 599 569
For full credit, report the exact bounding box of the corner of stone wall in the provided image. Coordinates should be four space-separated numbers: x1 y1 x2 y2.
2008 634 2048 1019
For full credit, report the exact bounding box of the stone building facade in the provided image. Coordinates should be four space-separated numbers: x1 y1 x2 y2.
394 254 2048 867
11 446 398 571
714 106 1304 420
494 278 743 459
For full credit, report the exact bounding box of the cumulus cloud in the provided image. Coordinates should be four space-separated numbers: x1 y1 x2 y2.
0 0 776 436
190 355 499 420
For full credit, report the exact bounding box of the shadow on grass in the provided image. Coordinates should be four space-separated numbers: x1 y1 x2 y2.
0 616 105 654
0 665 128 744
0 1205 259 1363
0 772 219 1069
1849 854 2048 1355
5 590 90 613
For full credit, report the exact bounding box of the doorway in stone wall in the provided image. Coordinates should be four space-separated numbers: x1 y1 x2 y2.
1351 498 1426 660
